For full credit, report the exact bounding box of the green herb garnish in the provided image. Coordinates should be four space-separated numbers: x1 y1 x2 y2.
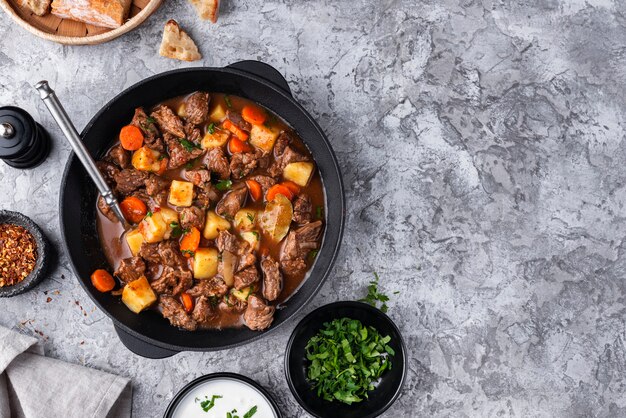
251 231 260 239
145 211 153 217
185 158 198 170
243 406 258 418
215 179 233 191
305 317 393 405
308 250 318 261
146 116 156 124
169 222 187 238
180 138 201 152
316 206 324 219
207 122 216 134
181 249 195 257
359 272 389 313
197 394 222 412
224 95 232 108
246 213 255 222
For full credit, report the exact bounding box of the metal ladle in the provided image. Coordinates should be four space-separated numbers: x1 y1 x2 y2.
34 81 130 230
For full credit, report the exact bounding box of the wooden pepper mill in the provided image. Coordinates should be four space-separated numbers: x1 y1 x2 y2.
0 106 50 169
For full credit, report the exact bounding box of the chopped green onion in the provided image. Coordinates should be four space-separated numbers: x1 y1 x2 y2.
215 179 233 191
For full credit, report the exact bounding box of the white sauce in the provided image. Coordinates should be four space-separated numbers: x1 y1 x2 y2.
171 377 277 418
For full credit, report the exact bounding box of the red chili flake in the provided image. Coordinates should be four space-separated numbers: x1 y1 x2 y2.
0 224 37 287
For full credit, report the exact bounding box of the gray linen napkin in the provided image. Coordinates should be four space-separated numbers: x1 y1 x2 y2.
0 326 131 418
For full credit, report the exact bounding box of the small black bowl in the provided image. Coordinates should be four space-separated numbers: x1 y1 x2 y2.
285 301 407 418
163 372 283 418
0 210 49 297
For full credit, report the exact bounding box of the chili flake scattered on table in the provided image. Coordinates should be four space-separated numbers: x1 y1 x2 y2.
0 224 37 287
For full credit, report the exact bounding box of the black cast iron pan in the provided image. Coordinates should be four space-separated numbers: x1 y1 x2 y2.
59 61 345 358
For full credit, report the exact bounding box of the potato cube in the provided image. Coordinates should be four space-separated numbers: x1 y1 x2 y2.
249 124 279 152
240 230 261 251
122 276 157 313
132 146 161 172
209 103 226 122
203 211 231 239
234 209 256 231
125 228 144 256
231 286 254 302
193 247 219 279
140 212 167 243
168 180 194 207
201 129 230 149
177 103 187 118
159 207 179 225
283 161 315 187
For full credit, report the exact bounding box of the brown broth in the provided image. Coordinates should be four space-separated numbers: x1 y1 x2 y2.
96 93 325 329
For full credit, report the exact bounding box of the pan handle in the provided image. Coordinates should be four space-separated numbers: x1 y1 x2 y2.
114 325 179 359
227 60 292 96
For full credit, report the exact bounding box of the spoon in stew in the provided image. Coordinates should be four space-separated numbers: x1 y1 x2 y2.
34 81 130 230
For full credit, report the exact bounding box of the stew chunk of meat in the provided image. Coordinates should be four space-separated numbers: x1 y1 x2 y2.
115 257 146 283
151 105 185 138
180 206 205 231
164 133 205 169
292 193 313 224
280 220 323 277
159 295 197 331
206 148 230 180
115 169 149 195
216 186 247 218
187 276 229 298
185 92 210 125
244 295 275 331
105 145 131 169
131 107 160 144
261 256 282 301
151 266 193 296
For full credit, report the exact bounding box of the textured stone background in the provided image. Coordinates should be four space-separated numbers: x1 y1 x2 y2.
2 0 626 416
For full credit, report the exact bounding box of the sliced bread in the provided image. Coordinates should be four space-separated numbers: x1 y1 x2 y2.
51 0 132 28
188 0 220 23
159 20 201 62
18 0 51 16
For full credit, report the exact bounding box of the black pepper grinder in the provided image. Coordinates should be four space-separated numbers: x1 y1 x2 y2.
0 106 51 169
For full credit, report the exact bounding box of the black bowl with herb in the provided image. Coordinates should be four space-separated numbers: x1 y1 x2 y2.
285 301 407 418
0 210 50 297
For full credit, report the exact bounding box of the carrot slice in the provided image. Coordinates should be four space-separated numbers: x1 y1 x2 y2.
181 292 194 313
223 119 249 141
119 196 148 224
229 137 253 153
266 184 294 202
282 181 301 195
246 179 263 201
180 227 201 257
119 125 144 151
155 157 168 175
91 269 115 293
241 105 266 125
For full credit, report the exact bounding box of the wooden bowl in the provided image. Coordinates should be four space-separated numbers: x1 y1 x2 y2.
0 0 162 45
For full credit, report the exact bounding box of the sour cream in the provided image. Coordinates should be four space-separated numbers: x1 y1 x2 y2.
170 376 278 418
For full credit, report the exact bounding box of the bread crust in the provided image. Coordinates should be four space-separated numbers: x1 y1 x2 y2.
159 19 202 62
18 0 51 16
188 0 219 23
51 0 132 28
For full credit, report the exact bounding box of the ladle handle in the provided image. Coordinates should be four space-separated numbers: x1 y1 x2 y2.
34 81 128 228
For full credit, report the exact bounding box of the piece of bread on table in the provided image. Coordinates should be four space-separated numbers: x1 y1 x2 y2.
159 20 201 62
18 0 51 16
188 0 219 23
50 0 132 28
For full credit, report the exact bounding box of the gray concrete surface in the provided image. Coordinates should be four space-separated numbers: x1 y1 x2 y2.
2 0 626 416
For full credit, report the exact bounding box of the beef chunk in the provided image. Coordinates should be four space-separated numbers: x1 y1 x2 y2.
206 148 230 180
219 294 247 313
292 193 313 224
261 256 282 301
192 295 218 325
145 136 166 153
139 240 187 267
185 169 220 208
230 151 259 179
234 266 259 290
151 105 185 138
274 131 292 156
164 133 205 169
115 257 146 283
130 189 151 207
184 122 202 144
151 266 193 296
97 195 118 222
159 295 197 331
215 230 240 254
114 169 149 195
180 206 205 231
96 161 119 189
185 92 210 125
268 145 309 177
187 276 229 298
145 262 162 280
145 174 170 197
131 107 160 142
249 175 276 195
105 145 131 169
226 109 251 132
185 168 211 188
215 186 247 218
244 295 275 331
193 187 214 209
237 251 256 272
280 220 323 276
